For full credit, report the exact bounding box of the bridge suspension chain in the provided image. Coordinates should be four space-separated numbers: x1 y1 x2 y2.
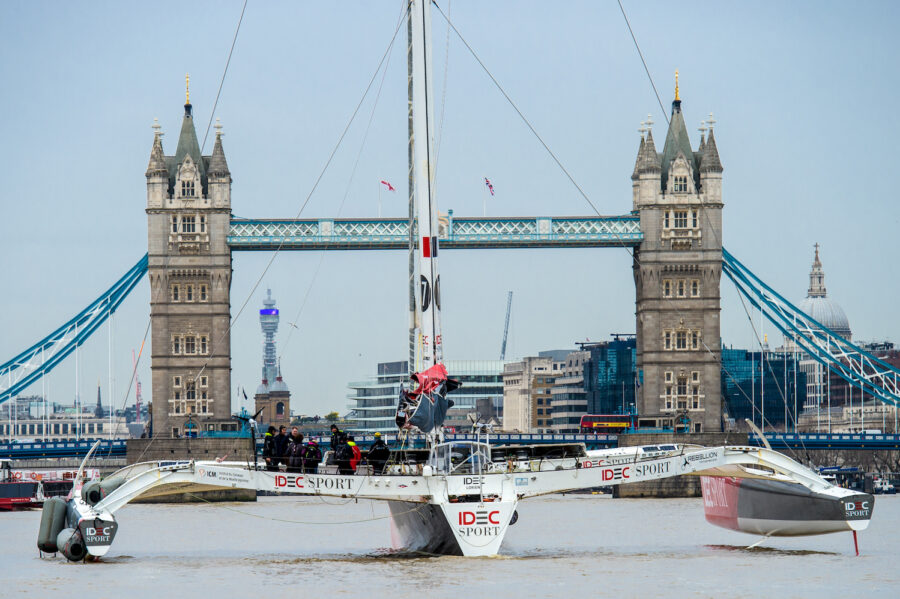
722 248 900 409
0 254 148 405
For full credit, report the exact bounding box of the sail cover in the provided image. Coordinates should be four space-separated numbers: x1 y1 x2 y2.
396 363 460 433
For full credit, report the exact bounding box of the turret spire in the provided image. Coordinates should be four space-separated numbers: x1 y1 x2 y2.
186 73 190 105
675 69 680 101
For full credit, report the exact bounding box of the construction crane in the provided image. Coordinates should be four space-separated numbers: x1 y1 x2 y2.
500 291 513 360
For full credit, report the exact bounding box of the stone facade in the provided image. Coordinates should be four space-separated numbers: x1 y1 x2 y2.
146 100 233 438
502 356 555 432
632 91 724 432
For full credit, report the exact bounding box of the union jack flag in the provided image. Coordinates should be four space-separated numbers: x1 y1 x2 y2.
484 177 494 196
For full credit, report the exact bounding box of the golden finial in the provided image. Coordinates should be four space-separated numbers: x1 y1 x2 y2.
675 69 680 101
185 73 190 104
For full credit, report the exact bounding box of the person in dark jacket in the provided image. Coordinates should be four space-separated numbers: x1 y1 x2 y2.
286 427 304 472
367 432 391 474
273 426 289 468
335 438 354 475
330 424 345 452
302 440 322 473
262 426 277 471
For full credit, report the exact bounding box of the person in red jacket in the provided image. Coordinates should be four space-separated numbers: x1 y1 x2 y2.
347 437 362 473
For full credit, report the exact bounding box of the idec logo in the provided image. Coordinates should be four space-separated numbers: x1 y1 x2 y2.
458 510 501 526
844 500 870 518
274 475 305 489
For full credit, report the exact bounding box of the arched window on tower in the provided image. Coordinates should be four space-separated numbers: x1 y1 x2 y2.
276 402 285 417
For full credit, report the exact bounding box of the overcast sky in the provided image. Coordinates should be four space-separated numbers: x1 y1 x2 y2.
1 1 898 417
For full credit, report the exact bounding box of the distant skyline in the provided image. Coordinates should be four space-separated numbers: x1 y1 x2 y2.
1 1 898 417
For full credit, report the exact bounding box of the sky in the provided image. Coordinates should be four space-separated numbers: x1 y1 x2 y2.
1 1 898 418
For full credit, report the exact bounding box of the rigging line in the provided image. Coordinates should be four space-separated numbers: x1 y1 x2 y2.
616 0 669 125
194 9 409 383
732 283 809 459
280 1 404 357
201 0 249 153
186 492 426 524
431 0 604 219
613 3 791 442
432 0 451 188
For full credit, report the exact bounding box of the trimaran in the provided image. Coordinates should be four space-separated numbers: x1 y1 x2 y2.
36 0 874 560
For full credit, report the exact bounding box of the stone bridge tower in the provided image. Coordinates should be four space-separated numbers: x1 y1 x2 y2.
145 81 233 438
632 77 723 432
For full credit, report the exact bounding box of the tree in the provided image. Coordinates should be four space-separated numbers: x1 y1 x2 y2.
325 411 340 421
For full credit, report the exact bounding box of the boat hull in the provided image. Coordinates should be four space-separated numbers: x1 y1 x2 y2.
388 501 462 556
388 498 517 557
701 476 874 536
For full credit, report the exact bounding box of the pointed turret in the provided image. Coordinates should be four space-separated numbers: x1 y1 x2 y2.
208 122 230 177
700 127 723 173
146 120 169 209
146 120 168 177
95 381 104 419
173 74 206 179
631 135 646 180
638 130 661 174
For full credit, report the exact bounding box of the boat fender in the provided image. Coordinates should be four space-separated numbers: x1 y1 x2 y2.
56 527 86 562
37 497 68 553
509 510 518 526
81 476 125 506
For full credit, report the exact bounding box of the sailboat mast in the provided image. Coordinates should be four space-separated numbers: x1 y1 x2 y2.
407 7 418 376
410 0 442 369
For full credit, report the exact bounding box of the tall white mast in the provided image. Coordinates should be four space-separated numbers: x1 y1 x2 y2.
410 0 442 369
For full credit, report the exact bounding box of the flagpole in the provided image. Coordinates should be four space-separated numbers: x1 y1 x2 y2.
483 182 487 218
378 181 382 218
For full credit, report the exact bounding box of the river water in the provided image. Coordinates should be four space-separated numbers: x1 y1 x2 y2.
3 494 897 597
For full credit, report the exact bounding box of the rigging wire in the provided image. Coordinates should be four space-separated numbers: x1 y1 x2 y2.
434 0 810 457
201 0 249 153
431 0 605 220
129 0 251 463
279 0 406 357
616 0 669 126
194 8 410 384
613 1 811 457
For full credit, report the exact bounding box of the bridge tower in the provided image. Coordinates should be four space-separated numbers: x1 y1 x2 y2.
145 81 233 438
632 77 724 432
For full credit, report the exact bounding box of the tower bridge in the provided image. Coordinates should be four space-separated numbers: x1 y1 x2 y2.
3 88 898 441
142 84 722 439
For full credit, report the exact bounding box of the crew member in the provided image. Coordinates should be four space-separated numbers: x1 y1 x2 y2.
335 438 354 475
274 426 289 468
330 424 345 452
286 427 305 473
302 440 322 474
347 437 362 473
367 432 391 474
262 426 277 471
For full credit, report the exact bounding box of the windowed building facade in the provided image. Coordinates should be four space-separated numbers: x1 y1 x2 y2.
720 348 806 432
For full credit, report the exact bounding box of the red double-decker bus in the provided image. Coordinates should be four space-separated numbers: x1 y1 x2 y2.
579 414 636 434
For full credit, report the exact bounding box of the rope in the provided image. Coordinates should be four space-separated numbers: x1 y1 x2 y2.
186 492 428 525
200 0 249 152
194 6 410 383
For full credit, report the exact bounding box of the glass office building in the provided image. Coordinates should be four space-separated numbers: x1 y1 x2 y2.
720 348 806 430
583 336 638 416
347 360 506 433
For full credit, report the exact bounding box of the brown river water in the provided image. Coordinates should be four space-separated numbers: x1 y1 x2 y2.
3 494 897 598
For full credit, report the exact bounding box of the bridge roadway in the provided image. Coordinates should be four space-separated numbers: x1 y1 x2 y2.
4 432 900 460
227 215 643 250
